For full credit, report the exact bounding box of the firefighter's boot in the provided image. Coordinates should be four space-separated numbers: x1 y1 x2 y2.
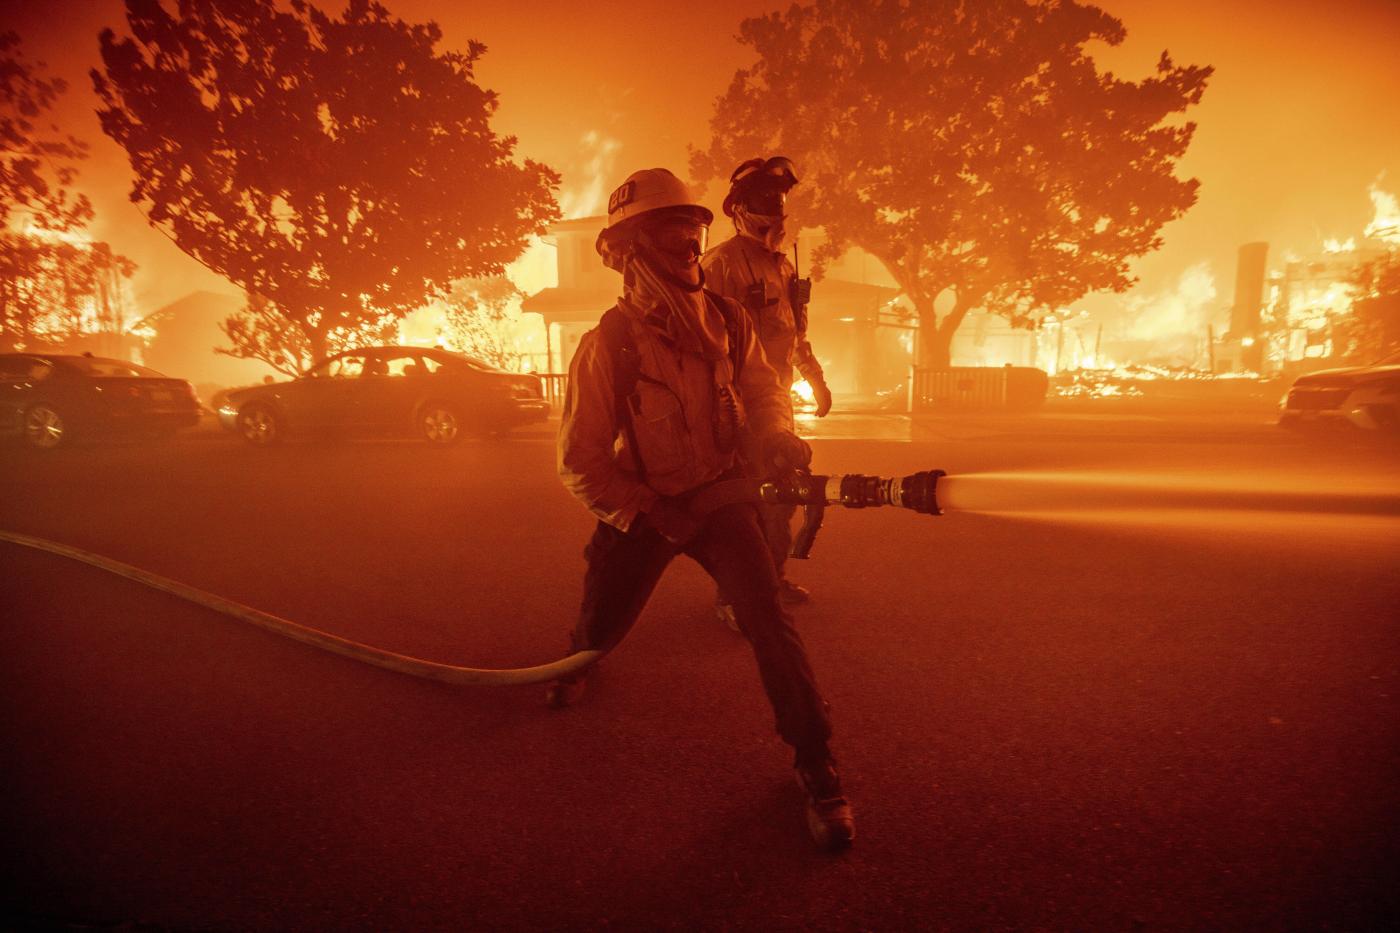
778 579 811 605
795 757 855 851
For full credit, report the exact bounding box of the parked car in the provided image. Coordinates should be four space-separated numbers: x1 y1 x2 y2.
0 353 202 449
1277 350 1400 433
218 346 549 446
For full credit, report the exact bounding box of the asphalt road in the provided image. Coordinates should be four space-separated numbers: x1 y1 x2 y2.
2 408 1397 932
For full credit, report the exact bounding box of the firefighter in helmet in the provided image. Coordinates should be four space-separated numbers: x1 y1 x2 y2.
551 167 855 850
702 156 832 618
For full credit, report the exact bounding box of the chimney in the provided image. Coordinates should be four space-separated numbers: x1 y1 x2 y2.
1231 242 1269 371
1230 242 1269 337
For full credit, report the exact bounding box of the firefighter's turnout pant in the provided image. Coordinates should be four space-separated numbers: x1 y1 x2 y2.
761 501 797 578
570 501 832 751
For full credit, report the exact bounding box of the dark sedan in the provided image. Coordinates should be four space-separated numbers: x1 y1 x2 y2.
218 346 549 446
1278 349 1400 433
1 353 202 450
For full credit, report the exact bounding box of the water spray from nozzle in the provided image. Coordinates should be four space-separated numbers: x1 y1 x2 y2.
931 470 1400 519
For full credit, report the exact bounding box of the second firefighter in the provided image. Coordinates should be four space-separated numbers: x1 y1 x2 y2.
702 156 831 614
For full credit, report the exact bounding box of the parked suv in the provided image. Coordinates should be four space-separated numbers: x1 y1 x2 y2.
1278 350 1400 433
219 346 548 446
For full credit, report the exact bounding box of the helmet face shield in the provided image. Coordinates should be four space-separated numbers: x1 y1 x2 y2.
745 187 787 216
641 218 709 261
730 155 799 189
761 156 798 184
597 169 713 270
597 207 710 272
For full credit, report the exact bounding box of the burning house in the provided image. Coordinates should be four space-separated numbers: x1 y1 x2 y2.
1256 183 1400 374
1261 241 1391 373
0 227 142 360
518 217 618 376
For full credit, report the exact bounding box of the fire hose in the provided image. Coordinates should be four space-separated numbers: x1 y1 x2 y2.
0 469 946 687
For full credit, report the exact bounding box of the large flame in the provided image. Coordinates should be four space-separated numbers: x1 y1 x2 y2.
3 219 140 345
1364 180 1400 245
1124 263 1218 343
9 216 95 246
558 130 621 219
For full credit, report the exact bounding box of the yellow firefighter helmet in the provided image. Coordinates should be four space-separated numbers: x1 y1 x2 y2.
596 168 713 267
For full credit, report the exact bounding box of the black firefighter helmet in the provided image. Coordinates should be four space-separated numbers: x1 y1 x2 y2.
722 156 800 217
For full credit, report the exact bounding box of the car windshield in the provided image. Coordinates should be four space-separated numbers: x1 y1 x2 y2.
64 357 163 378
1373 349 1400 366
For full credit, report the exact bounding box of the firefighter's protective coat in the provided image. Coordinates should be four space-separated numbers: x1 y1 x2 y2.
702 235 824 423
558 294 791 532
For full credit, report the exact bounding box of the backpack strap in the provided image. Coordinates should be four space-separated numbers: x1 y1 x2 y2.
598 306 647 486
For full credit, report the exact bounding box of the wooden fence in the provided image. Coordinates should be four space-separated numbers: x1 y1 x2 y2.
538 373 569 408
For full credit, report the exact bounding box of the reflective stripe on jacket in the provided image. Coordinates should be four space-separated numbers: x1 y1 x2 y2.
558 293 791 532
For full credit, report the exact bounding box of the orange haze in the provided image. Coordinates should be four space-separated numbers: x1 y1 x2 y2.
4 0 1399 318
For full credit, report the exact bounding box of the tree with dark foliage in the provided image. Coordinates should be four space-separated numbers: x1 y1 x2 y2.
692 0 1211 368
0 32 92 235
2 32 136 351
93 0 560 372
438 276 523 371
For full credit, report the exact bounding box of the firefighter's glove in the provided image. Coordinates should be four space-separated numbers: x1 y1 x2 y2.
643 497 701 547
809 373 833 418
761 430 813 476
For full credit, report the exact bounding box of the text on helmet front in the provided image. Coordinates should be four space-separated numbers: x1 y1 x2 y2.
608 181 636 215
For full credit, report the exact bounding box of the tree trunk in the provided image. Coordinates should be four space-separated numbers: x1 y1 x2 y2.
920 309 953 370
924 292 980 369
917 291 976 370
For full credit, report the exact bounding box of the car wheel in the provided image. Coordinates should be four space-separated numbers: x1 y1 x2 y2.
238 404 281 446
24 403 68 449
419 400 462 445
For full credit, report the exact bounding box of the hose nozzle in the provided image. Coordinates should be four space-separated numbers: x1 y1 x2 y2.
760 469 946 515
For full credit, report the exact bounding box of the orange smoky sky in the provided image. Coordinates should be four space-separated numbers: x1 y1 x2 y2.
3 0 1399 317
